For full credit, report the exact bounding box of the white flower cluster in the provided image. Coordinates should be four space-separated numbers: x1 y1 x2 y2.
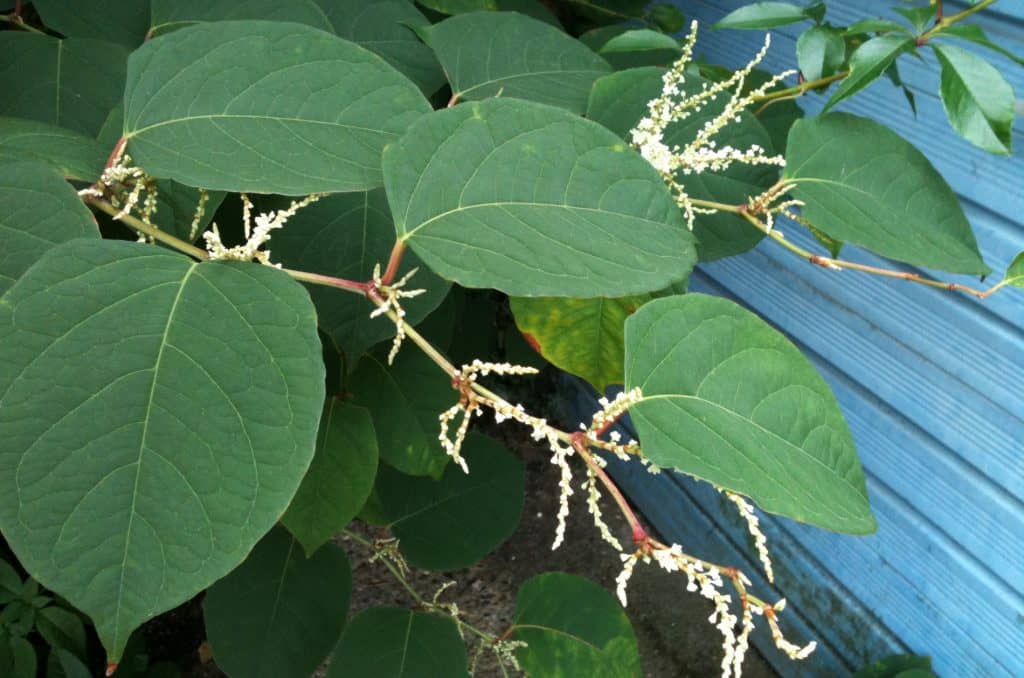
724 491 774 583
583 467 622 551
582 389 644 460
490 639 528 674
203 192 322 267
367 536 409 578
629 21 794 230
766 599 817 660
188 188 210 241
78 153 158 237
437 361 540 474
616 540 815 677
425 581 463 638
745 181 803 235
368 264 427 364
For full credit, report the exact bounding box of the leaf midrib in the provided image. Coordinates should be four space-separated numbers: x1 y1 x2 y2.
400 201 673 241
113 262 198 652
125 114 393 139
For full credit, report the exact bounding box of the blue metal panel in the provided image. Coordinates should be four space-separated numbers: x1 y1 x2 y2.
568 2 1024 675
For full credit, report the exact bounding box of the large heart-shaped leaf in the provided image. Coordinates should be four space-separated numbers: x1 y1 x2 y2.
270 190 450 360
122 21 430 195
0 118 106 182
0 34 128 137
328 608 468 678
347 351 454 478
0 161 99 295
624 294 876 534
424 11 610 113
148 0 332 38
510 295 649 390
587 67 777 261
31 0 150 47
203 527 351 678
375 433 524 570
318 0 446 95
0 240 325 660
785 113 988 275
281 399 378 556
511 572 641 677
933 44 1014 155
385 98 694 297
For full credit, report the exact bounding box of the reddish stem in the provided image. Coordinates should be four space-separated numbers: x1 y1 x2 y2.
380 240 407 286
571 433 648 543
446 93 459 108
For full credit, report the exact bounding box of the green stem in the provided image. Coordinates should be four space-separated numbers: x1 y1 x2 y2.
921 0 998 40
87 197 209 260
87 197 369 295
751 71 847 103
739 211 1002 298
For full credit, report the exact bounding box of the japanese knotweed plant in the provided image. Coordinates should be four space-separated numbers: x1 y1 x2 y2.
0 1 1022 677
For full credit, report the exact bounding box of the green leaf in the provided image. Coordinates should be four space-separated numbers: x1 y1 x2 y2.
0 34 128 137
317 0 446 95
122 21 430 195
1004 252 1024 288
0 161 99 295
417 0 495 13
597 29 682 70
348 352 454 478
49 648 94 678
824 35 914 111
936 24 1024 66
0 240 325 661
893 6 936 34
785 113 989 275
624 294 876 534
31 0 150 47
933 44 1014 155
204 527 351 678
0 117 106 182
424 12 609 113
713 2 811 30
648 3 686 33
510 295 648 390
328 607 468 678
149 0 332 38
587 67 776 261
385 98 694 297
512 572 641 678
281 400 378 556
0 559 20 594
270 190 450 360
796 25 846 81
568 0 647 24
5 635 36 678
35 606 88 659
843 19 912 36
375 433 524 570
